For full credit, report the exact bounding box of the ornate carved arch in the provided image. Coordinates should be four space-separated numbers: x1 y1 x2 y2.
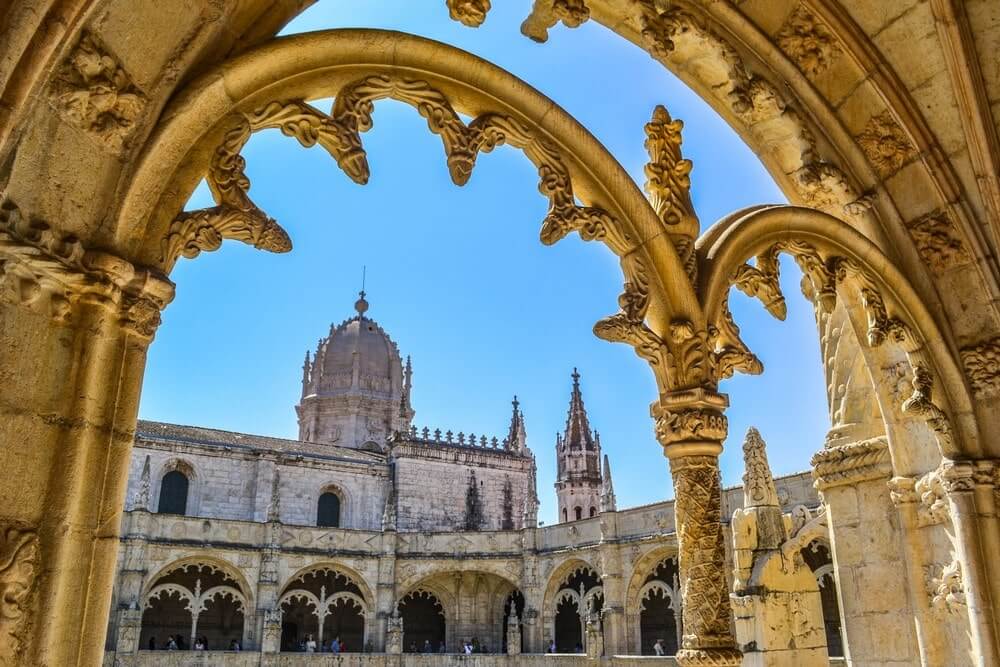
141 555 252 606
279 561 374 607
698 204 979 466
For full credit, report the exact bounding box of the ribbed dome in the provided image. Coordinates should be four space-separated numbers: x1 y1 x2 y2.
314 315 399 391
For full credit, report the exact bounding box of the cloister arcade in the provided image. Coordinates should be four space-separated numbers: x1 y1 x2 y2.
3 1 1000 666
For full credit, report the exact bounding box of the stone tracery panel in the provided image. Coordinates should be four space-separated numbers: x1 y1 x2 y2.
277 564 370 652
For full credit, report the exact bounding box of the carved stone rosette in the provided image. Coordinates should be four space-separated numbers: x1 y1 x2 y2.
654 392 740 667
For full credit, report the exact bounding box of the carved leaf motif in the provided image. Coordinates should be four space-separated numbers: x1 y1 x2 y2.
0 528 38 666
731 245 787 320
776 5 843 77
960 336 1000 397
521 0 591 42
856 111 916 178
905 211 970 273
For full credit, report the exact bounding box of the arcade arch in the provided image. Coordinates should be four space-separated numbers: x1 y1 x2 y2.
277 563 373 652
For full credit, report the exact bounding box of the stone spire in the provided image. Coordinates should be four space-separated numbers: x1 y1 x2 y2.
555 369 603 523
505 395 528 452
600 454 617 512
562 368 596 450
742 427 779 509
400 355 413 418
134 455 151 510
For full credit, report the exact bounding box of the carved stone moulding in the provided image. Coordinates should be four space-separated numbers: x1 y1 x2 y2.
0 197 174 337
0 526 39 667
811 436 891 490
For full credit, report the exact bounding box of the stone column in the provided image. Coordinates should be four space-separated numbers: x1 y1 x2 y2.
812 437 920 665
0 209 174 666
598 512 626 655
974 461 1000 645
261 608 282 653
886 476 948 666
653 389 741 667
375 530 398 652
941 461 1000 666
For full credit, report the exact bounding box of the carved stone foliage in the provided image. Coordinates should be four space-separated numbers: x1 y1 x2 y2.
447 0 491 27
856 111 917 178
0 197 173 337
905 210 970 274
521 0 591 42
644 104 698 280
775 5 843 77
654 406 728 449
925 560 965 616
669 456 742 666
960 336 1000 397
0 527 39 667
174 75 634 281
48 32 146 152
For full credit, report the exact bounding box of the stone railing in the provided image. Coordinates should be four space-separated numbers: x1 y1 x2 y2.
396 426 523 453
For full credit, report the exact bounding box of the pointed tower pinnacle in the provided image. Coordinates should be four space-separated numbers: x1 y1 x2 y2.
563 368 596 450
600 454 617 512
505 395 528 452
742 427 779 509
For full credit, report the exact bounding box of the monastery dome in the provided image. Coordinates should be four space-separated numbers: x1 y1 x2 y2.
306 292 403 397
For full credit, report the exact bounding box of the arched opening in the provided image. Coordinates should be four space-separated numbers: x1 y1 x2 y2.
157 470 189 515
638 557 681 655
562 509 568 523
398 590 445 653
317 491 341 528
548 564 602 653
278 566 367 652
803 540 844 658
139 562 247 651
589 506 596 518
574 506 582 521
501 590 525 654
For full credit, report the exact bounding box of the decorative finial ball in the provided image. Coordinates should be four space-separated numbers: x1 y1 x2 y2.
355 290 369 316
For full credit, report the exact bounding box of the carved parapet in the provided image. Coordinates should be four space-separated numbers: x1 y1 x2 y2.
0 526 39 667
0 198 174 339
811 436 891 490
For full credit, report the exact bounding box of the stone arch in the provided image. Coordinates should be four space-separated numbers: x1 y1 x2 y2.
624 547 680 655
698 204 980 469
397 588 447 653
541 558 602 652
141 555 253 605
278 562 373 652
151 458 200 517
139 556 251 651
117 28 702 400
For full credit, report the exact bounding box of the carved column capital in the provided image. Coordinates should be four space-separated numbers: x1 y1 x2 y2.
940 460 976 495
887 476 919 506
652 389 729 458
811 436 891 490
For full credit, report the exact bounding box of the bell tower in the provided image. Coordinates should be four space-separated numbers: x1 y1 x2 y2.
554 369 603 522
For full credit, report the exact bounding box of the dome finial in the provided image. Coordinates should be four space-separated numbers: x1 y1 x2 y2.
354 265 369 317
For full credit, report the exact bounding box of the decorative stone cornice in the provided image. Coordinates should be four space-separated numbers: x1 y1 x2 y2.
0 197 174 339
811 436 891 490
960 336 1000 397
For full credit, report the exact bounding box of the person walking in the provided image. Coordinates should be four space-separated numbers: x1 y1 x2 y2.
165 637 177 651
331 637 341 654
305 634 317 652
653 638 666 656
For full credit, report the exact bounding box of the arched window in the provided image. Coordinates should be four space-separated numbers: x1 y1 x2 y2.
317 492 341 527
589 507 597 518
562 508 568 523
157 470 189 515
574 506 582 521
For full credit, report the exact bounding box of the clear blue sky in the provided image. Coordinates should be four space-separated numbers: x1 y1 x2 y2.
139 2 829 525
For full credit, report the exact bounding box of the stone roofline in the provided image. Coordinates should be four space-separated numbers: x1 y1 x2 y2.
393 426 532 456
